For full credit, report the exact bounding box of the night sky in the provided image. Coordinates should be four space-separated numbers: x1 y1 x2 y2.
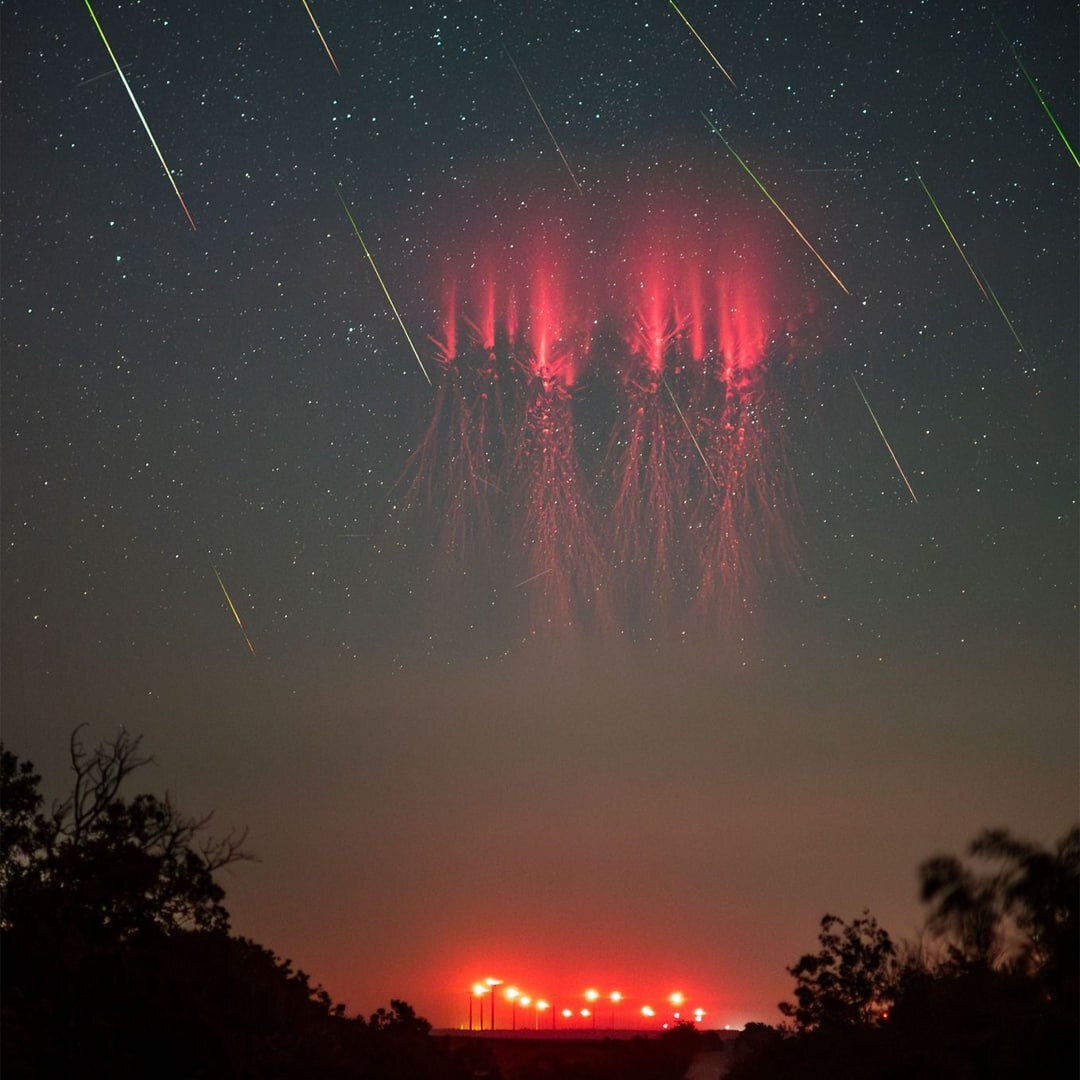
2 0 1077 1030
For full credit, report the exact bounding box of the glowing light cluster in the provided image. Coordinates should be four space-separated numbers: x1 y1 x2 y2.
464 977 711 1032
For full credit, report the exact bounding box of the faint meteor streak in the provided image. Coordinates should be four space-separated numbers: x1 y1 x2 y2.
75 64 135 89
993 16 1078 169
979 271 1030 360
514 567 554 589
337 189 432 386
502 44 583 194
669 0 737 88
663 377 721 491
852 376 918 504
702 113 850 295
301 0 340 76
211 563 257 656
83 0 196 231
911 166 989 302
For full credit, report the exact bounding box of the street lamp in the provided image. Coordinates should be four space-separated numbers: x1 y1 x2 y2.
536 999 550 1030
609 991 622 1029
505 987 520 1031
584 989 599 1030
470 983 487 1031
486 977 503 1031
641 1005 656 1024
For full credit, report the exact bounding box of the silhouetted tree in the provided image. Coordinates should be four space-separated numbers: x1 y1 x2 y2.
1 726 249 942
920 824 1079 980
778 911 896 1031
2 731 469 1079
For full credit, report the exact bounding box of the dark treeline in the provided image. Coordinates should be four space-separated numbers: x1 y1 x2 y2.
726 824 1079 1080
2 729 1076 1078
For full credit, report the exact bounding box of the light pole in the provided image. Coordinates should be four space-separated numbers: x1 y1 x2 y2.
609 991 622 1029
486 977 503 1031
471 984 487 1032
505 987 520 1031
536 999 550 1030
584 989 599 1030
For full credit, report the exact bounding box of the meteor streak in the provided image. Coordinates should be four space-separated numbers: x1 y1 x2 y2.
980 271 1030 361
502 44 583 194
83 0 196 231
337 189 432 386
211 563 257 656
911 166 989 302
852 376 918 504
301 0 340 76
663 377 721 491
993 16 1079 169
669 0 737 88
514 568 553 589
702 114 850 295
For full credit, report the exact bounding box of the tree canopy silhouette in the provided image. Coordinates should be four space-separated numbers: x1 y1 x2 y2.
1 729 468 1079
1 726 249 942
778 910 896 1031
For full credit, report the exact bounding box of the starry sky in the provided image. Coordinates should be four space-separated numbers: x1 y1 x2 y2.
2 0 1077 1029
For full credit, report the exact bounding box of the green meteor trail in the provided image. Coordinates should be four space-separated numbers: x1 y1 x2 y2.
337 189 432 387
702 113 850 296
852 376 918 505
993 16 1079 169
84 0 196 230
911 166 989 302
669 0 737 88
211 563 257 657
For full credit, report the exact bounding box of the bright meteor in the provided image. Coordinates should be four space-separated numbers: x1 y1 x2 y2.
301 0 340 76
911 166 989 302
852 376 918 504
337 189 432 387
83 0 196 231
211 563 257 657
669 0 737 88
503 44 583 195
702 114 850 296
993 15 1078 169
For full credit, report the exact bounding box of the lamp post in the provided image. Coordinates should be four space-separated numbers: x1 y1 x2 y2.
536 999 550 1030
505 987 520 1031
610 991 622 1030
584 989 599 1030
470 984 487 1032
486 977 503 1031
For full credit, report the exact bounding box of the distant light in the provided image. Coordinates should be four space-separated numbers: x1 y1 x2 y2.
669 992 685 1006
585 988 599 1002
505 987 520 1000
641 1006 655 1017
486 977 503 987
561 1008 573 1018
472 983 488 996
610 991 623 1003
581 1008 591 1018
537 1000 550 1011
519 996 531 1007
